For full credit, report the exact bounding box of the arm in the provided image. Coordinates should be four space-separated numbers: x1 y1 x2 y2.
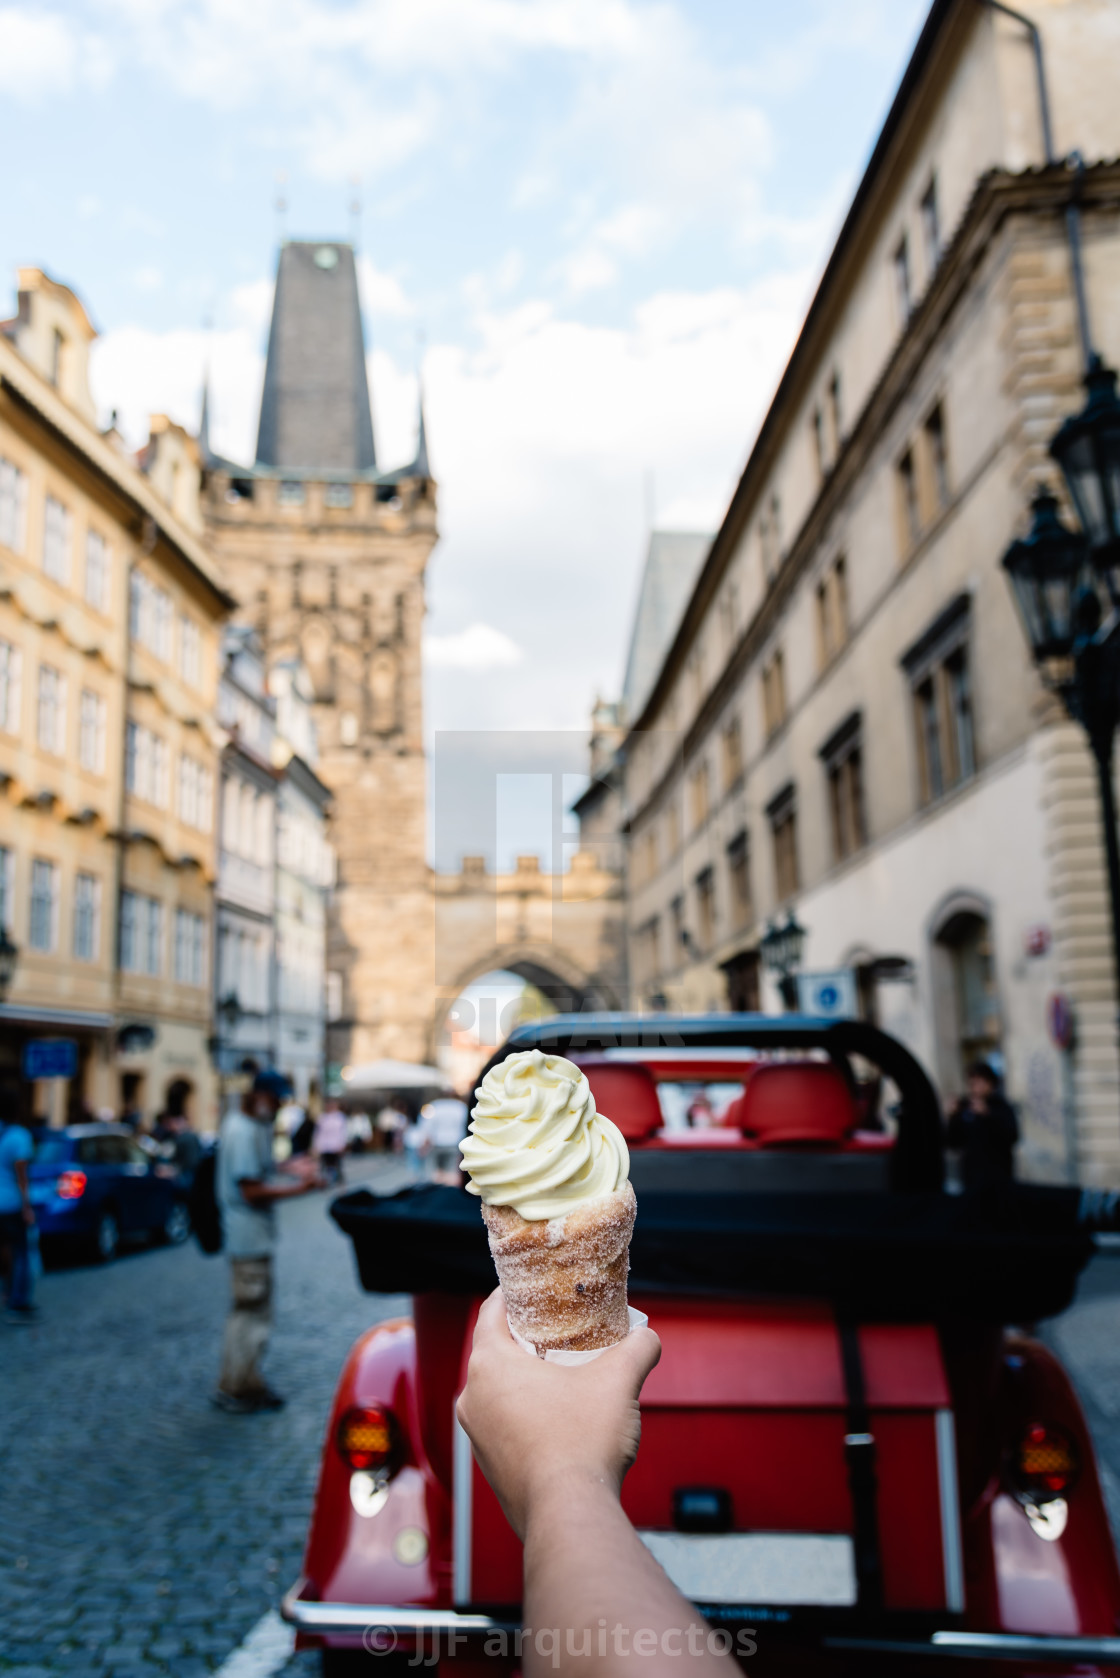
457 1291 735 1678
238 1173 323 1206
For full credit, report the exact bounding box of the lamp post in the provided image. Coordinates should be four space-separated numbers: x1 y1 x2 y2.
0 928 18 1002
759 909 808 1012
1001 360 1120 1067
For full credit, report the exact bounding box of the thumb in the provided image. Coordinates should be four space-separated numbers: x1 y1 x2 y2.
605 1324 661 1396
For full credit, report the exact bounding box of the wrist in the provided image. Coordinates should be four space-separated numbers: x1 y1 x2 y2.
523 1465 621 1538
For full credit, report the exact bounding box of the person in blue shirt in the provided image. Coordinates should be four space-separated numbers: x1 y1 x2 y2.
0 1115 35 1322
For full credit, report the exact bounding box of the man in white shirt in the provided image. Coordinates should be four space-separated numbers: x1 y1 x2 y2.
214 1070 324 1414
415 1089 469 1185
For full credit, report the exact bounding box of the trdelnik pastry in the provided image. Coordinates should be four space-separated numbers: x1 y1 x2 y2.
460 1050 636 1353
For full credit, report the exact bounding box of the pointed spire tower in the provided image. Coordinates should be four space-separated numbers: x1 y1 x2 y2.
255 242 376 473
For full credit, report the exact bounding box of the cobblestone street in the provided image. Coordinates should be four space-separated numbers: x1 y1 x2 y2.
2 1167 1119 1678
0 1157 411 1678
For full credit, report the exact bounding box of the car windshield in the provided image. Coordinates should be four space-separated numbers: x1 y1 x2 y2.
34 1136 72 1165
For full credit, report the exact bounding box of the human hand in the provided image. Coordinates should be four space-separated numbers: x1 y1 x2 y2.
456 1289 661 1540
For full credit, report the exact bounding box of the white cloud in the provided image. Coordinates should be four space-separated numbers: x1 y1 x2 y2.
356 255 414 319
133 265 164 292
90 260 809 735
0 8 79 100
424 623 524 672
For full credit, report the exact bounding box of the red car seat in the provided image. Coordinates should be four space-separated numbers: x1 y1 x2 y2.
582 1063 663 1142
731 1061 856 1148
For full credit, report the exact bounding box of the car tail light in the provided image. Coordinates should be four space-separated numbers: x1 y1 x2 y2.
336 1404 401 1475
57 1170 87 1200
1012 1423 1080 1502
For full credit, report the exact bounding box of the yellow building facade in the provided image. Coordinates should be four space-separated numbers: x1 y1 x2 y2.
0 269 231 1127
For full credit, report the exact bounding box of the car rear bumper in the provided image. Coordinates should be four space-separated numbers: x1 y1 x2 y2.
281 1581 515 1637
282 1583 1120 1664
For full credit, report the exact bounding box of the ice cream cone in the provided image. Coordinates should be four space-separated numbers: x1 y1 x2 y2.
482 1181 636 1354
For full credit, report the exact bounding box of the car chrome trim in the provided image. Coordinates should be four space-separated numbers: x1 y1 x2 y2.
827 1631 1120 1662
281 1586 516 1634
934 1408 965 1612
452 1410 473 1605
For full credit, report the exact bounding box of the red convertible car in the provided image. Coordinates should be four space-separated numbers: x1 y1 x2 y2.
284 1015 1120 1674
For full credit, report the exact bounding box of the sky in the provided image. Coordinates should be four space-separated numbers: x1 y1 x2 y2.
1 0 931 750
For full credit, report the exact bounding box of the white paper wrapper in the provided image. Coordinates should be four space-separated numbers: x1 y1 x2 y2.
509 1306 649 1364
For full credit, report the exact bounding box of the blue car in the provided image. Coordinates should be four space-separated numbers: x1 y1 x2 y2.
30 1125 190 1262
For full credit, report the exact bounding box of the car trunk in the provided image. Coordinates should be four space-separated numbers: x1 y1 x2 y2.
453 1295 961 1620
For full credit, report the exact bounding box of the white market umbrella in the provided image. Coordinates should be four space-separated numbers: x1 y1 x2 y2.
342 1058 445 1092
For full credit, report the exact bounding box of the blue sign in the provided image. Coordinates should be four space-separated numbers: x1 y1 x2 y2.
796 969 858 1020
22 1038 79 1080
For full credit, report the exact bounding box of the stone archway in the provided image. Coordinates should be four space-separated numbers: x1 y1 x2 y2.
427 940 621 1066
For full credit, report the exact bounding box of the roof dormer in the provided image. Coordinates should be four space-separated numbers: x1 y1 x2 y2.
0 267 98 424
139 415 204 534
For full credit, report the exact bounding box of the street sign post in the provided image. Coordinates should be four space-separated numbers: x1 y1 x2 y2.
796 969 858 1020
22 1037 79 1080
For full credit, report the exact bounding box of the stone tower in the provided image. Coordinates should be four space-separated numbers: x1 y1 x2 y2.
202 240 437 1071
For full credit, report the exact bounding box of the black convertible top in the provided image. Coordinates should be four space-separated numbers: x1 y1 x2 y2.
331 1181 1092 1324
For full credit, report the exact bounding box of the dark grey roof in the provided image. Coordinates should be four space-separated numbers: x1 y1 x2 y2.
622 531 711 723
255 241 377 473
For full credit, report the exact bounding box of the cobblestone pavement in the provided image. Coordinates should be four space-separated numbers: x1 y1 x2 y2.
0 1155 412 1678
2 1174 1119 1678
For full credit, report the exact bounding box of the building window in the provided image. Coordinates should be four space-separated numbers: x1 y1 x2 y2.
120 890 163 975
37 664 66 755
897 447 920 551
689 761 710 831
324 483 353 509
761 647 787 738
924 401 950 510
767 784 800 901
760 492 782 579
726 830 752 930
0 847 14 932
921 174 940 273
179 756 214 832
130 571 174 662
85 531 110 613
828 370 842 454
664 801 681 859
670 894 686 961
29 859 59 952
174 908 207 987
43 495 72 585
125 722 169 807
78 690 107 774
901 594 976 806
0 641 22 734
812 406 827 482
73 873 101 962
695 867 716 951
179 615 201 688
893 234 912 323
325 970 344 1021
278 480 306 507
0 458 28 553
820 712 867 863
636 916 661 988
815 555 849 669
50 327 65 387
721 715 744 792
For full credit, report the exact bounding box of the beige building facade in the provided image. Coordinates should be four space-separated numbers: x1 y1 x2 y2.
0 269 231 1128
616 0 1120 1185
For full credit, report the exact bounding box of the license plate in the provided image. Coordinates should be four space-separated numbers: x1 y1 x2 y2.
638 1531 856 1607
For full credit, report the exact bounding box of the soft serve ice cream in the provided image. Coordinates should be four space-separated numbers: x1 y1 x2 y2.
461 1049 637 1353
460 1049 629 1221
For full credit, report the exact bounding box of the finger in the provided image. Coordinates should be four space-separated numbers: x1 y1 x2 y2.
469 1287 517 1354
603 1325 662 1392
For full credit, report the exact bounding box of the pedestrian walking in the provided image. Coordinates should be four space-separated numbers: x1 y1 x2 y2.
415 1088 469 1185
213 1069 325 1413
945 1060 1020 1192
0 1114 36 1323
313 1097 349 1185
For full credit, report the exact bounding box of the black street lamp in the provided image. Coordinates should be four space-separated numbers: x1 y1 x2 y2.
0 927 18 1002
759 910 808 1012
1002 369 1120 1064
